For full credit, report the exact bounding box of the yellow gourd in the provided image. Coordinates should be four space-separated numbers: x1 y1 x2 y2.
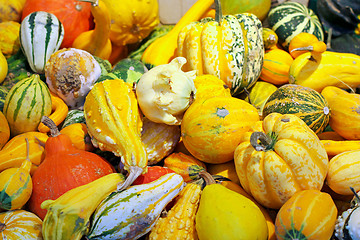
0 138 32 210
0 111 10 150
72 0 112 60
0 51 7 84
288 32 327 59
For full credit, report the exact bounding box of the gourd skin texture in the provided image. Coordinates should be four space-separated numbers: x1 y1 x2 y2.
196 184 268 240
0 111 10 150
0 21 21 59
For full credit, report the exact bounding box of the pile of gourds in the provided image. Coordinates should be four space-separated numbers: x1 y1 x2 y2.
1 0 360 239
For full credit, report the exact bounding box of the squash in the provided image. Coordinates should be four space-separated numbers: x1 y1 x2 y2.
177 0 264 96
267 1 324 49
0 138 32 210
0 131 48 175
181 96 260 164
259 49 294 85
220 0 271 21
3 74 52 136
60 123 94 152
0 111 10 150
86 173 184 240
321 86 360 140
61 109 85 129
206 160 240 185
275 189 337 240
288 32 327 59
0 209 43 239
163 152 207 182
21 0 93 48
193 74 231 102
0 86 8 112
132 166 175 185
0 21 21 59
28 116 115 220
234 113 329 209
262 27 278 50
141 0 214 68
72 0 112 60
84 79 147 191
321 139 360 157
45 48 102 110
0 0 26 22
289 51 360 92
326 149 360 195
262 84 331 134
19 11 64 74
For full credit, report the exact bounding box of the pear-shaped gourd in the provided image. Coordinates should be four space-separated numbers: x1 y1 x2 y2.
195 172 268 240
0 138 33 210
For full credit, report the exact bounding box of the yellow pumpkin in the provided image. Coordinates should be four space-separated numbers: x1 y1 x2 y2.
206 160 240 185
0 51 7 84
234 113 329 209
288 32 327 59
181 96 260 164
275 189 337 240
60 123 94 152
0 111 10 150
193 74 231 101
0 0 26 22
0 21 20 59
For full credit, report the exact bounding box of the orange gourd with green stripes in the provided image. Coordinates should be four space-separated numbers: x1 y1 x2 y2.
260 49 293 85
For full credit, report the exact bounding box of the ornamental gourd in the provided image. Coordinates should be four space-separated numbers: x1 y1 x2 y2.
234 113 329 209
288 32 327 59
0 0 26 22
0 111 10 150
177 0 264 96
0 21 21 59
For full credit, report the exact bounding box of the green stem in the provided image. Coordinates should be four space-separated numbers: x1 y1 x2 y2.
214 0 222 23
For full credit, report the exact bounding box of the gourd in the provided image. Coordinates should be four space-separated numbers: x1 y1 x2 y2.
181 96 260 164
326 149 360 195
0 0 26 22
321 86 360 140
141 0 214 68
193 74 231 102
19 11 64 74
132 166 175 185
141 117 180 165
72 0 112 60
262 84 331 134
289 51 360 92
101 0 159 46
3 74 52 136
0 21 21 59
177 0 264 96
41 172 125 240
195 172 268 240
45 48 102 110
206 160 240 185
163 152 207 182
0 131 48 174
234 113 329 209
86 173 184 240
0 111 10 150
60 123 94 152
262 27 278 50
84 79 147 191
288 32 327 59
275 189 337 240
259 49 293 85
21 0 93 48
0 209 43 239
28 116 115 220
267 1 324 49
321 139 360 157
0 137 32 211
61 109 85 129
220 0 271 21
0 86 8 111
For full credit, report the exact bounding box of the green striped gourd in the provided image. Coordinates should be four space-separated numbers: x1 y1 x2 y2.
0 86 8 111
3 74 52 136
267 1 324 49
61 109 85 129
86 173 184 240
19 11 64 74
262 84 330 134
177 0 264 96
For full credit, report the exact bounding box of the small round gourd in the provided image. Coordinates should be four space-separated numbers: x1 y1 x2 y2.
288 32 327 58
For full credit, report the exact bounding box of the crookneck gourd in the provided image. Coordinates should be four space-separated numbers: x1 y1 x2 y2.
84 79 148 190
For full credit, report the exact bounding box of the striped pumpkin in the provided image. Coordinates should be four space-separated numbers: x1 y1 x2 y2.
267 1 324 49
177 0 264 96
0 209 43 239
87 173 184 240
3 74 52 136
262 84 330 134
19 11 64 74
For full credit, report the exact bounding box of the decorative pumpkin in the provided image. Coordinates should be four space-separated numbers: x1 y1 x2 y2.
21 0 93 48
45 48 102 110
28 116 115 220
262 27 278 50
132 166 175 185
3 74 52 136
72 0 112 60
60 123 94 152
206 160 240 185
84 79 147 191
0 52 7 85
262 84 331 134
141 0 214 68
193 74 231 102
0 111 10 150
0 138 32 210
267 1 324 49
61 109 86 129
220 0 271 21
259 49 293 85
0 0 26 22
19 11 64 74
0 21 21 59
288 32 327 59
234 113 329 209
0 209 43 239
0 131 48 175
181 96 260 164
326 149 360 195
321 86 360 140
321 139 360 158
177 0 264 96
275 189 337 240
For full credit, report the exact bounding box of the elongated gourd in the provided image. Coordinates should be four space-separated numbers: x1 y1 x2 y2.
321 139 360 157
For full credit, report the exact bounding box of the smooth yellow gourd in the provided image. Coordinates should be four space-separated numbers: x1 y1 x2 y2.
0 51 8 84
